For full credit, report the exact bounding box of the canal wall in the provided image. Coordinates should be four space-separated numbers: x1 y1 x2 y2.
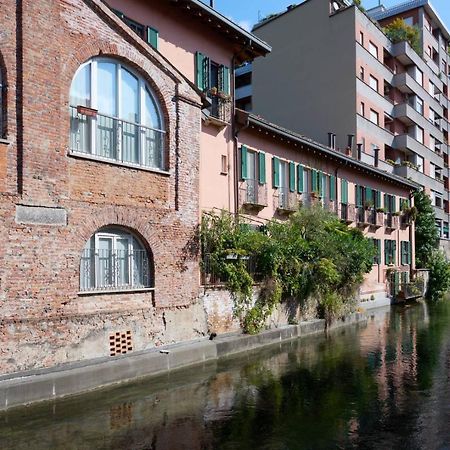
0 312 366 411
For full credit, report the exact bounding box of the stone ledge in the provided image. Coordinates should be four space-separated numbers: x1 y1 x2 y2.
0 313 367 411
15 204 68 226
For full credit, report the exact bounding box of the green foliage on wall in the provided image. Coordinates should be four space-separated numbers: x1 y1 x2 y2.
201 207 374 332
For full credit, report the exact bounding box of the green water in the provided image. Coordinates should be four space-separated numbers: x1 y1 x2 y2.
1 301 450 449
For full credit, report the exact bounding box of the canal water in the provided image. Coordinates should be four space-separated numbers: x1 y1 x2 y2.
1 301 450 450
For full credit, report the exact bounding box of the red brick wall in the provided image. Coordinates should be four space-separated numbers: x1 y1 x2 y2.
0 0 204 373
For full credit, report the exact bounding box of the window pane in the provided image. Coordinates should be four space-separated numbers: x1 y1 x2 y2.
144 88 161 129
97 62 117 116
121 70 140 164
98 237 113 288
116 238 130 287
70 64 91 107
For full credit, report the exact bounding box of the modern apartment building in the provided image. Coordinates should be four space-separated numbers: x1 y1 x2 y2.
242 0 450 252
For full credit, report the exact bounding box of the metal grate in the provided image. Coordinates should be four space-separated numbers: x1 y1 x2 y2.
109 331 133 356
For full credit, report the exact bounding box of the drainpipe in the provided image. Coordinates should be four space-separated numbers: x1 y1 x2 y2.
409 190 416 278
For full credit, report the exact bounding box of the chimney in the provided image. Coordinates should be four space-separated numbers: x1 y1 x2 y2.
357 143 362 160
328 133 336 150
210 0 215 8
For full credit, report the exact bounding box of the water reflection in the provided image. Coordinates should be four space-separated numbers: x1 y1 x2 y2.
1 301 450 450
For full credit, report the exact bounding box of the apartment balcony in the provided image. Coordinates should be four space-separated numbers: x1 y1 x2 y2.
391 41 443 92
235 84 252 101
356 44 394 84
356 78 394 116
393 103 444 143
275 188 299 214
339 203 355 223
394 164 445 193
434 206 448 221
393 72 443 117
204 95 232 126
393 134 444 167
356 114 395 147
239 179 268 210
356 207 384 228
385 213 399 230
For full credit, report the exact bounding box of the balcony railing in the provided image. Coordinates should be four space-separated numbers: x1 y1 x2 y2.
239 179 268 209
80 249 151 292
70 106 165 170
339 203 355 223
207 95 232 124
385 213 399 230
276 187 298 213
365 209 384 227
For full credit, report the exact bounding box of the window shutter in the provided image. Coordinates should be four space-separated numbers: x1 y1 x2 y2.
330 175 336 201
289 162 296 192
147 27 159 49
241 145 248 180
375 191 381 209
385 240 389 265
258 152 266 184
220 66 230 95
401 242 405 265
365 187 373 204
377 239 381 264
297 165 304 193
273 157 280 188
408 242 412 265
356 185 362 207
195 52 209 91
312 170 318 193
393 240 397 265
341 179 348 204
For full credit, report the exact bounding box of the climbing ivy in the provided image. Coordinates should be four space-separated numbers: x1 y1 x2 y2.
201 207 374 332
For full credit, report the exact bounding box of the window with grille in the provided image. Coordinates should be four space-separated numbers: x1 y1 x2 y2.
69 58 165 170
80 227 153 292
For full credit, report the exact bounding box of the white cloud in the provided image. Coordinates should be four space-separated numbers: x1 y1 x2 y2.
227 16 252 31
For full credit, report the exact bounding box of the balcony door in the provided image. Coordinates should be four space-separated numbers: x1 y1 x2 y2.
279 161 288 208
246 151 257 203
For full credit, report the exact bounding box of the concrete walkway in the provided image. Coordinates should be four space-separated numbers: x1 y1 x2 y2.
0 313 366 411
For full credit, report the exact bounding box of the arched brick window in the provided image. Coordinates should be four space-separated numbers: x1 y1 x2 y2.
69 58 165 170
80 226 154 293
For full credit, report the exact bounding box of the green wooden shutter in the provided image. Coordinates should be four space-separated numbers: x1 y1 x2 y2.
273 157 280 188
356 185 362 207
258 152 266 184
312 170 318 193
365 187 373 204
401 242 405 265
330 175 336 201
375 191 381 208
377 239 381 264
408 242 412 265
220 66 230 95
147 27 159 49
341 179 348 204
394 271 400 294
289 162 295 192
385 240 389 265
195 52 209 91
393 240 397 265
240 145 248 180
297 165 304 193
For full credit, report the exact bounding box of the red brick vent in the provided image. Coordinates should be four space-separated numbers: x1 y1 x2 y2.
110 331 133 356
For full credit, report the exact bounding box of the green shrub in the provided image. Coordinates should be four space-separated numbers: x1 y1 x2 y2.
426 251 450 301
384 18 421 55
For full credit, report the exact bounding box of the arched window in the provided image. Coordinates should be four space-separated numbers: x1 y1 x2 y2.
80 227 153 292
69 58 165 170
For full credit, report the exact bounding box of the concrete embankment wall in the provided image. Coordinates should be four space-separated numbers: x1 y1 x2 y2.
0 312 366 411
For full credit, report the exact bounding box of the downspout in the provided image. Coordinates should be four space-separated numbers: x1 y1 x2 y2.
409 189 416 278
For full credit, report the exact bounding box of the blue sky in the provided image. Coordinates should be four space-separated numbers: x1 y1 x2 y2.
210 0 450 32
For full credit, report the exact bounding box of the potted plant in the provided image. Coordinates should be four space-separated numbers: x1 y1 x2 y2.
376 207 386 213
364 199 374 210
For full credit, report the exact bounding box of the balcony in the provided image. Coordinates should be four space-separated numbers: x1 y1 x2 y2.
70 106 165 170
393 134 444 166
339 203 355 223
356 114 395 147
275 188 299 214
239 179 268 210
385 213 399 230
235 84 252 100
393 72 443 116
204 94 232 126
394 164 445 193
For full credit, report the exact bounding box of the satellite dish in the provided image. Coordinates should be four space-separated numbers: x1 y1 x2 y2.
332 1 340 11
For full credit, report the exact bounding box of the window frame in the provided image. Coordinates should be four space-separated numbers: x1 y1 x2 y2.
69 58 167 172
80 227 153 294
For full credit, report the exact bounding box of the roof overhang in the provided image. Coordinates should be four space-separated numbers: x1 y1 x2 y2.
238 110 420 191
168 0 272 62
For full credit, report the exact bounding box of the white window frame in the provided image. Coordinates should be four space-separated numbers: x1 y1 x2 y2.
369 75 379 92
70 58 165 170
370 109 379 125
369 41 378 59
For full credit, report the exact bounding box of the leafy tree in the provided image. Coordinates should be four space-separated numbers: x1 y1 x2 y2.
413 190 439 268
426 251 450 301
384 18 421 55
353 0 365 12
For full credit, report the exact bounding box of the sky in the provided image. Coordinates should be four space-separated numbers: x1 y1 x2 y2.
209 0 450 32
